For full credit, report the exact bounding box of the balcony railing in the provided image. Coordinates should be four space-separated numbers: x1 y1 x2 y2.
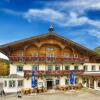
24 70 84 77
9 56 89 63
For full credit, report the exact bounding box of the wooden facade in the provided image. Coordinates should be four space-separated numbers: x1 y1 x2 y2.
0 32 100 64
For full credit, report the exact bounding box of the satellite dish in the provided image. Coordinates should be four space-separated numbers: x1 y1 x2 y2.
0 52 9 60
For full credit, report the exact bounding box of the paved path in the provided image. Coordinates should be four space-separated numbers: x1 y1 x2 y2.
0 89 100 100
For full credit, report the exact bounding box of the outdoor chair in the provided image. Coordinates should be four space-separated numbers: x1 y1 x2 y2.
65 86 68 90
67 85 71 90
42 88 47 92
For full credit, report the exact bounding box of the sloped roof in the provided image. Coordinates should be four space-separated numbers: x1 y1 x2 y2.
0 52 9 60
0 31 100 58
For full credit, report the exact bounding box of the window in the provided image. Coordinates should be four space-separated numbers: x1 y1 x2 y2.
46 53 55 57
9 80 16 87
91 65 95 71
83 65 88 71
55 65 60 70
48 48 54 50
65 79 69 84
74 66 78 70
17 65 23 72
32 65 38 71
17 52 24 57
55 79 59 85
65 66 70 70
18 80 23 87
48 65 53 70
4 81 7 87
32 53 38 57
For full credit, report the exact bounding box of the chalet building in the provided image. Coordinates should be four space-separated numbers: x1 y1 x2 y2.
0 26 100 93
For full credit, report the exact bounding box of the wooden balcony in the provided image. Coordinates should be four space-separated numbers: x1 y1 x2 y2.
24 70 84 77
9 56 89 63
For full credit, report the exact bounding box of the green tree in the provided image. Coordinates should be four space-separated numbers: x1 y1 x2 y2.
94 46 100 54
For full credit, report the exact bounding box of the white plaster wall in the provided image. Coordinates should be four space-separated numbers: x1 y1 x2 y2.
24 78 31 88
24 64 32 70
70 65 74 70
78 76 82 83
10 64 24 76
10 64 17 75
84 63 100 72
60 77 65 86
38 78 44 88
79 65 83 70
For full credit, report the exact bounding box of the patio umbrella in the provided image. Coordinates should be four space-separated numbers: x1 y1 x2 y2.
70 71 75 84
31 71 36 88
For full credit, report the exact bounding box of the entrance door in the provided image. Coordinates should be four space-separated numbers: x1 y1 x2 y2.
47 80 53 89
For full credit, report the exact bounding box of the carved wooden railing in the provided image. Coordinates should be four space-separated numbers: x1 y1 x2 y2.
9 56 89 63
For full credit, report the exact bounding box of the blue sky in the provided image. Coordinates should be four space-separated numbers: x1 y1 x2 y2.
0 0 100 50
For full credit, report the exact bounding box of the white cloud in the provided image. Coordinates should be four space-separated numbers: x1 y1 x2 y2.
50 0 100 11
1 0 100 29
23 8 100 29
1 7 100 29
24 8 65 23
24 8 85 26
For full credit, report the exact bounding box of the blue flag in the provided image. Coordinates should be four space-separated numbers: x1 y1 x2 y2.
31 71 36 88
70 71 74 84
